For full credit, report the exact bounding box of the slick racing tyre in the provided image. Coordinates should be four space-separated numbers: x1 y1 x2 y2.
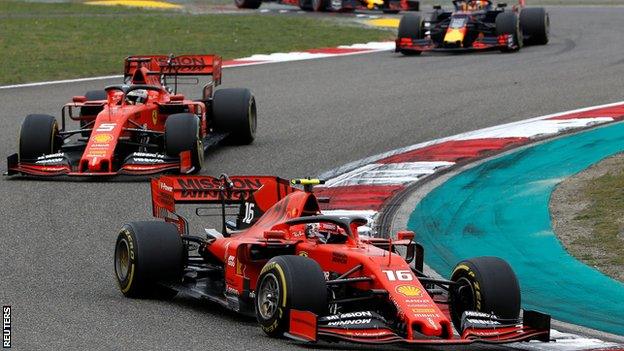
114 221 183 299
299 0 313 11
212 88 257 145
255 256 327 337
520 7 549 45
80 90 107 137
234 0 262 9
19 114 62 161
448 257 521 333
496 12 522 52
165 113 204 173
397 14 424 56
312 0 327 11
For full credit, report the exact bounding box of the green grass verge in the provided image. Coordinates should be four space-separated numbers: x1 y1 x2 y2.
574 168 624 270
0 1 392 85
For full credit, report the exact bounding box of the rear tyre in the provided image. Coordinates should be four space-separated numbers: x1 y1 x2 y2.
234 0 262 8
299 0 313 11
496 12 522 52
114 221 183 299
165 113 204 173
312 0 327 11
212 88 257 145
255 256 327 337
448 256 521 333
520 7 549 45
80 90 107 137
397 14 424 56
18 114 61 161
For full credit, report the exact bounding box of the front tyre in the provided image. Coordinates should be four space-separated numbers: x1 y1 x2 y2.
114 221 183 299
255 256 327 337
448 256 521 333
234 0 262 8
496 12 522 52
397 14 424 56
19 114 61 161
165 113 204 173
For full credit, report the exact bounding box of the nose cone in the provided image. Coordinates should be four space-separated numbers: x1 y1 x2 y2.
444 28 465 46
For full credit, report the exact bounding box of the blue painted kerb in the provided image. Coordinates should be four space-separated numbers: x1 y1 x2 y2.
408 122 624 335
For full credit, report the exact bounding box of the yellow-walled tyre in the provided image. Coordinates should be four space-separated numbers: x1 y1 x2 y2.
114 221 183 299
255 256 327 337
448 256 520 333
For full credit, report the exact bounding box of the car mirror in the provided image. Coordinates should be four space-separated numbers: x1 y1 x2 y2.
72 96 87 103
397 231 415 241
264 230 286 240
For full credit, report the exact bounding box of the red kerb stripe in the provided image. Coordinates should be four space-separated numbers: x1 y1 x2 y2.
378 138 528 163
315 185 404 211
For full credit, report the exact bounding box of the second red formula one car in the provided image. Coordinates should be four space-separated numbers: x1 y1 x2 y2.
396 0 549 55
113 175 551 346
6 54 257 177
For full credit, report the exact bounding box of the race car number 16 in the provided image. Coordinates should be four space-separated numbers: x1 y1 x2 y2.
382 270 413 281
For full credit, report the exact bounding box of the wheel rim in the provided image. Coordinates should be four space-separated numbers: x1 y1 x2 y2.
451 277 476 320
257 273 280 319
115 238 131 282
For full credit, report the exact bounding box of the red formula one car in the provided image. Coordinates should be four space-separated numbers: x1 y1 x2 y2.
6 54 257 177
396 0 549 55
113 175 551 346
235 0 418 14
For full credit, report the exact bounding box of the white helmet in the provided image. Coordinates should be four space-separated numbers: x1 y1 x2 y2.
126 89 148 105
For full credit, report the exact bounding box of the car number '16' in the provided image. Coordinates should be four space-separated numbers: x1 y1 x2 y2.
382 270 413 281
242 202 255 224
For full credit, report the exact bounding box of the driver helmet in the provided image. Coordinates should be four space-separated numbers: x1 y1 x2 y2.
305 222 345 243
467 0 488 10
125 89 148 105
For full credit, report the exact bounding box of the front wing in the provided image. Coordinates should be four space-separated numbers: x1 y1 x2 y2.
287 309 551 345
396 34 517 53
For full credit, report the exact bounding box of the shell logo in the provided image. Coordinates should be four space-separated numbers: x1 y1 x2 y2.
93 134 113 143
395 285 423 297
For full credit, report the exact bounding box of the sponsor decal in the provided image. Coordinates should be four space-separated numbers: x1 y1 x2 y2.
227 255 235 267
327 319 371 326
35 158 65 165
156 56 209 73
159 181 173 192
225 286 239 296
132 158 165 164
323 311 373 321
90 143 110 149
332 252 347 264
133 152 166 158
395 285 423 297
176 178 263 200
411 308 436 313
413 313 440 318
93 134 113 143
152 110 158 125
465 318 501 326
36 153 65 160
3 306 10 348
464 311 497 319
86 150 107 157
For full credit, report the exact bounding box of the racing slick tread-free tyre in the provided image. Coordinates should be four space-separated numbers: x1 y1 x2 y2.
255 255 327 337
212 88 257 145
80 90 107 137
165 113 204 173
397 14 424 56
19 114 61 161
448 256 521 333
496 12 522 52
234 0 262 9
299 0 313 11
311 0 327 12
520 7 549 46
114 221 183 299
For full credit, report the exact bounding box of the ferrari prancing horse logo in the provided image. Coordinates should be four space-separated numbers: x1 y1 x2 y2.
152 110 158 125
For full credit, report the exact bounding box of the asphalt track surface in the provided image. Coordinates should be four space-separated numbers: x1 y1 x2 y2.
2 6 624 350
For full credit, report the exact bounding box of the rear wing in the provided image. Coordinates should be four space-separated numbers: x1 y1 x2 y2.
124 54 222 83
151 175 296 218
